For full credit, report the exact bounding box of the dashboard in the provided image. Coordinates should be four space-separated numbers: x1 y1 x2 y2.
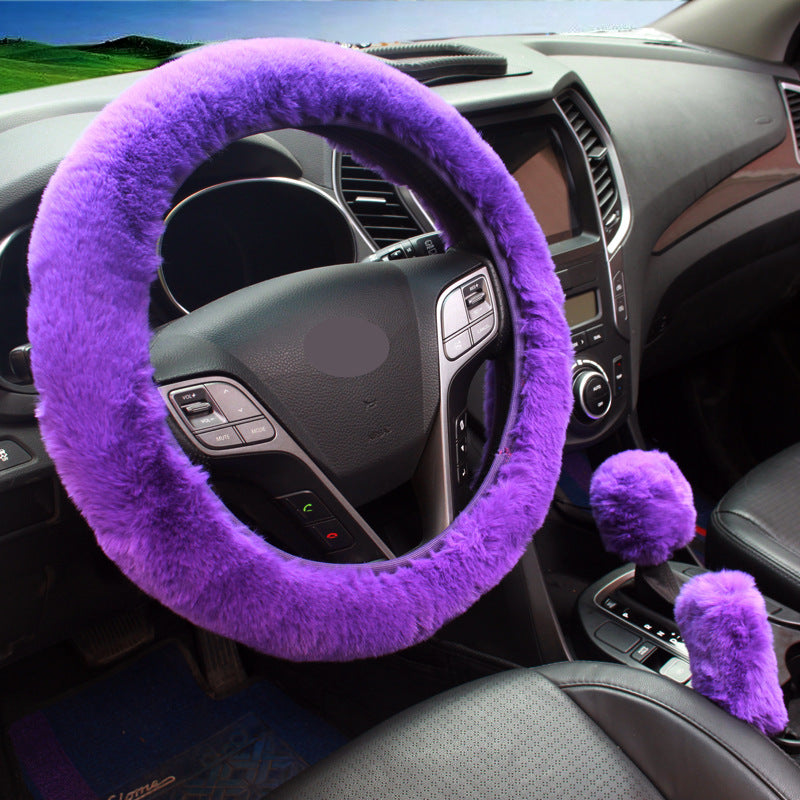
0 30 799 660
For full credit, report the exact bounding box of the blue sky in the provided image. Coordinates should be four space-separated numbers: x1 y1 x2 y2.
1 2 684 46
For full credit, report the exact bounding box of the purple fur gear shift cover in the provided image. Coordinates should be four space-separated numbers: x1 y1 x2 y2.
27 39 573 661
675 570 788 736
590 450 696 566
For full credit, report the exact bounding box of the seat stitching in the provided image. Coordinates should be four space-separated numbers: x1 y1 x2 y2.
719 511 800 557
712 513 800 587
553 678 796 800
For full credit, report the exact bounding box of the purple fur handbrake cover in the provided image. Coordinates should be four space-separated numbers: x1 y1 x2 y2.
676 570 788 736
27 39 573 661
590 450 696 566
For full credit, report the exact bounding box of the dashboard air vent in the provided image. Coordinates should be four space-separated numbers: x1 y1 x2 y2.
782 84 800 159
339 154 423 248
558 93 622 245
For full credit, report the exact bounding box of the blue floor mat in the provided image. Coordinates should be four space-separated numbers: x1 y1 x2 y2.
9 643 346 800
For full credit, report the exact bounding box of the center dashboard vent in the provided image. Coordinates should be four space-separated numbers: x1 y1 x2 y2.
781 83 800 160
338 153 423 248
557 93 623 247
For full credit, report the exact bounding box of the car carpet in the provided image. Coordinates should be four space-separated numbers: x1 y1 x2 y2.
7 642 346 800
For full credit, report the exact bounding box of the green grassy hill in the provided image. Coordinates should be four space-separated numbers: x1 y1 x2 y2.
0 36 195 94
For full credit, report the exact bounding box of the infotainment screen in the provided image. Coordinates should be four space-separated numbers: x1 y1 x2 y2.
512 145 575 245
481 123 578 245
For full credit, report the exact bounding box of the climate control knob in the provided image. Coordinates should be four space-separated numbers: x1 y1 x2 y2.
572 364 612 423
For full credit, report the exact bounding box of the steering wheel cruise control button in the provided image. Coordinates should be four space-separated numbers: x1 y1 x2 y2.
441 289 469 339
196 427 242 449
444 329 473 360
0 440 32 471
309 521 354 552
205 382 260 422
470 314 495 345
281 491 332 523
235 418 276 444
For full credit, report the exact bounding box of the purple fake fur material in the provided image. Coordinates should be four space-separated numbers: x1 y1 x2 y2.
589 449 696 566
27 39 573 661
676 570 788 736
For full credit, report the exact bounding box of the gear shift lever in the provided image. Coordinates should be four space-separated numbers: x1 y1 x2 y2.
589 450 696 616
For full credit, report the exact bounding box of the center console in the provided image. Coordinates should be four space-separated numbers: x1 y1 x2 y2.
477 95 632 450
579 561 800 715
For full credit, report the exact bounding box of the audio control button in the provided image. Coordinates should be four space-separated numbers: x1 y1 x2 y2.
236 418 276 444
196 427 242 449
571 332 587 352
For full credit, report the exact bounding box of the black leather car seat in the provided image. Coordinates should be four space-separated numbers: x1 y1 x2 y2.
707 443 800 610
272 662 799 799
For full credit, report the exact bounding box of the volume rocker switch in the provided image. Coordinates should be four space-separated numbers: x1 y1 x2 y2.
183 401 212 416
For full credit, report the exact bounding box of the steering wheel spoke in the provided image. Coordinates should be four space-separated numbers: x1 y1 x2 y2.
421 261 506 531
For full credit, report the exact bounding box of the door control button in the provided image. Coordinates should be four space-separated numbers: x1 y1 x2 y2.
205 382 260 422
309 521 354 552
196 427 242 449
281 491 332 524
236 418 276 444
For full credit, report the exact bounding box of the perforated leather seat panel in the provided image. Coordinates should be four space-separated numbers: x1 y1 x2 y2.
707 443 800 610
272 663 800 800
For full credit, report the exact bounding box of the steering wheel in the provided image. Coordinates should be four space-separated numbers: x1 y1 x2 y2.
27 39 572 662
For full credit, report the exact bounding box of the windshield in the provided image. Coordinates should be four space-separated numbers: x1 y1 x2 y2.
1 0 686 94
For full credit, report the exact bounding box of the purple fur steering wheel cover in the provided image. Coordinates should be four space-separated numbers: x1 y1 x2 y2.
27 39 572 661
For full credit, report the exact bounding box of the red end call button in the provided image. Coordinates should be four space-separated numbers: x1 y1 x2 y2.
309 521 355 553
